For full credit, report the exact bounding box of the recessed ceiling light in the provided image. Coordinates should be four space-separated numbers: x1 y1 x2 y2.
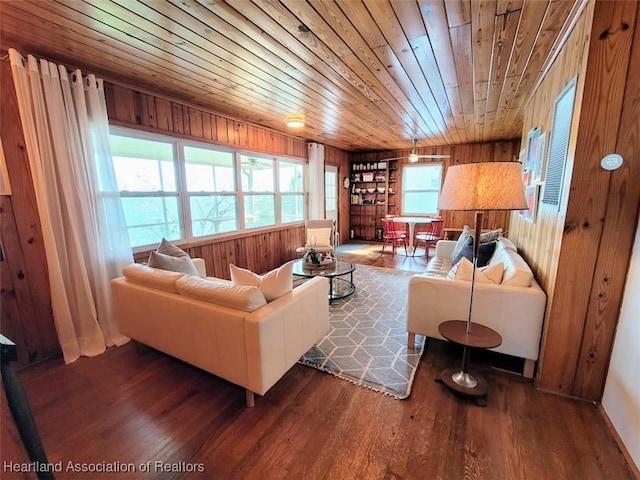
286 113 305 128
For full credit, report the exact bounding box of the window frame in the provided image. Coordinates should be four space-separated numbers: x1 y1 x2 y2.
109 126 307 251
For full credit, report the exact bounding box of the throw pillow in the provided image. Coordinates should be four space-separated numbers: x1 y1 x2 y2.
450 225 472 263
450 226 503 263
157 238 190 257
148 250 199 275
148 238 199 275
452 236 497 268
230 262 294 302
447 257 504 284
479 228 503 244
306 227 332 247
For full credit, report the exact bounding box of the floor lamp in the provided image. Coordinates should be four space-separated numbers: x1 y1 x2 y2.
437 161 528 390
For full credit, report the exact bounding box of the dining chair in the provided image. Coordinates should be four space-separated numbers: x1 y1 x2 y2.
381 218 408 257
413 218 444 257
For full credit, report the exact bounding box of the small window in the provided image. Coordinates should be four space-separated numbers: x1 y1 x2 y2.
402 164 443 215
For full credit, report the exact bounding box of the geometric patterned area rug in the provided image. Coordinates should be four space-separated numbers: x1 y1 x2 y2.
298 264 426 399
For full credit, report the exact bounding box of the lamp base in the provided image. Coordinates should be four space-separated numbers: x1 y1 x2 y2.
440 367 489 398
452 371 478 388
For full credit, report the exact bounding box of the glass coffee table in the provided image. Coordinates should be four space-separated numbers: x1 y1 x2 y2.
291 259 356 304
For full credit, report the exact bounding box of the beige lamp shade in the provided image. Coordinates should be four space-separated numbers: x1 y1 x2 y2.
438 161 527 211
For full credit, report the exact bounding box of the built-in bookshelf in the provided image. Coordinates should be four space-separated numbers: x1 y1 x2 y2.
349 159 398 240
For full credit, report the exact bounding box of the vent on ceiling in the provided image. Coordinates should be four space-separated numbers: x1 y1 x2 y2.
542 77 577 208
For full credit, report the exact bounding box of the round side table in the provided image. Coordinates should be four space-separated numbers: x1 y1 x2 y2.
438 320 502 401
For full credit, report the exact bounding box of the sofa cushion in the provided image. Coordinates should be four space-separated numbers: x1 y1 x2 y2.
148 238 199 275
229 262 294 302
175 275 267 312
453 237 497 267
447 257 504 284
425 256 453 277
122 263 185 293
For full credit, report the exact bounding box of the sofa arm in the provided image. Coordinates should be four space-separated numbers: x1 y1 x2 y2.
407 274 546 362
434 240 457 259
243 276 329 396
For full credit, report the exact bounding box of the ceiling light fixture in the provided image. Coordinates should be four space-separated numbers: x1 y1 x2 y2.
286 113 305 128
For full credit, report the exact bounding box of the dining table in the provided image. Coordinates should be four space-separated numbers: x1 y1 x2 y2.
391 216 433 254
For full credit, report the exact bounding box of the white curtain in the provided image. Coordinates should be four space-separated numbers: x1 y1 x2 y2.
308 142 325 219
9 49 132 363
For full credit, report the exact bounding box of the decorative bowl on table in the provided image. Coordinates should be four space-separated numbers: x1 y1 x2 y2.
367 188 376 193
377 186 385 193
302 250 336 269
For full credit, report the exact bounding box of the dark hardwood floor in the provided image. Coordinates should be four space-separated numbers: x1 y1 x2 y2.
1 242 635 480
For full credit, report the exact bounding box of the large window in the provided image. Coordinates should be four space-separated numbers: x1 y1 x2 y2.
402 163 443 215
110 128 306 249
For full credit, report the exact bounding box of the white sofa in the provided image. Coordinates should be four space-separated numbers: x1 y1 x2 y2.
407 238 546 377
111 259 329 406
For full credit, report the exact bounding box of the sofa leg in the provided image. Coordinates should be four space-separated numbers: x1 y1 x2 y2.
245 390 255 408
523 359 535 379
408 332 415 350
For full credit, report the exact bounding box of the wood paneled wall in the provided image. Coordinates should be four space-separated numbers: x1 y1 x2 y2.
0 61 59 366
350 140 521 234
105 83 351 274
510 0 640 401
0 72 349 368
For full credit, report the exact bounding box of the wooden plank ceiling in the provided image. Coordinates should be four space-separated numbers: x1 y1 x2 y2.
0 0 584 153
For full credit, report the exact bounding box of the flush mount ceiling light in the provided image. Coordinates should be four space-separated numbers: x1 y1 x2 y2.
286 113 305 128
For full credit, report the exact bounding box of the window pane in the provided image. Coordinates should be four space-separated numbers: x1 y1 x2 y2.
121 196 181 247
280 161 304 192
184 146 235 192
190 194 238 237
244 194 275 228
404 165 442 190
281 194 305 223
110 135 176 191
402 164 443 215
241 156 274 192
404 191 439 215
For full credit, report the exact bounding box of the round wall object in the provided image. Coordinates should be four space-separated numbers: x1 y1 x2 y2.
600 153 623 171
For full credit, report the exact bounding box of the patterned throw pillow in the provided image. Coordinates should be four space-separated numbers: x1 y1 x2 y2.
450 226 502 263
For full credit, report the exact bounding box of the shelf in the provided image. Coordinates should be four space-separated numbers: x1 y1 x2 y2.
350 159 397 241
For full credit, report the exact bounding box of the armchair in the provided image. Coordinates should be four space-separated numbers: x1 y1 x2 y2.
296 219 336 255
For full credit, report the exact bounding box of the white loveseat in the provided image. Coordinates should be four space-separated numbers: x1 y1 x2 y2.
111 259 329 406
407 238 546 377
